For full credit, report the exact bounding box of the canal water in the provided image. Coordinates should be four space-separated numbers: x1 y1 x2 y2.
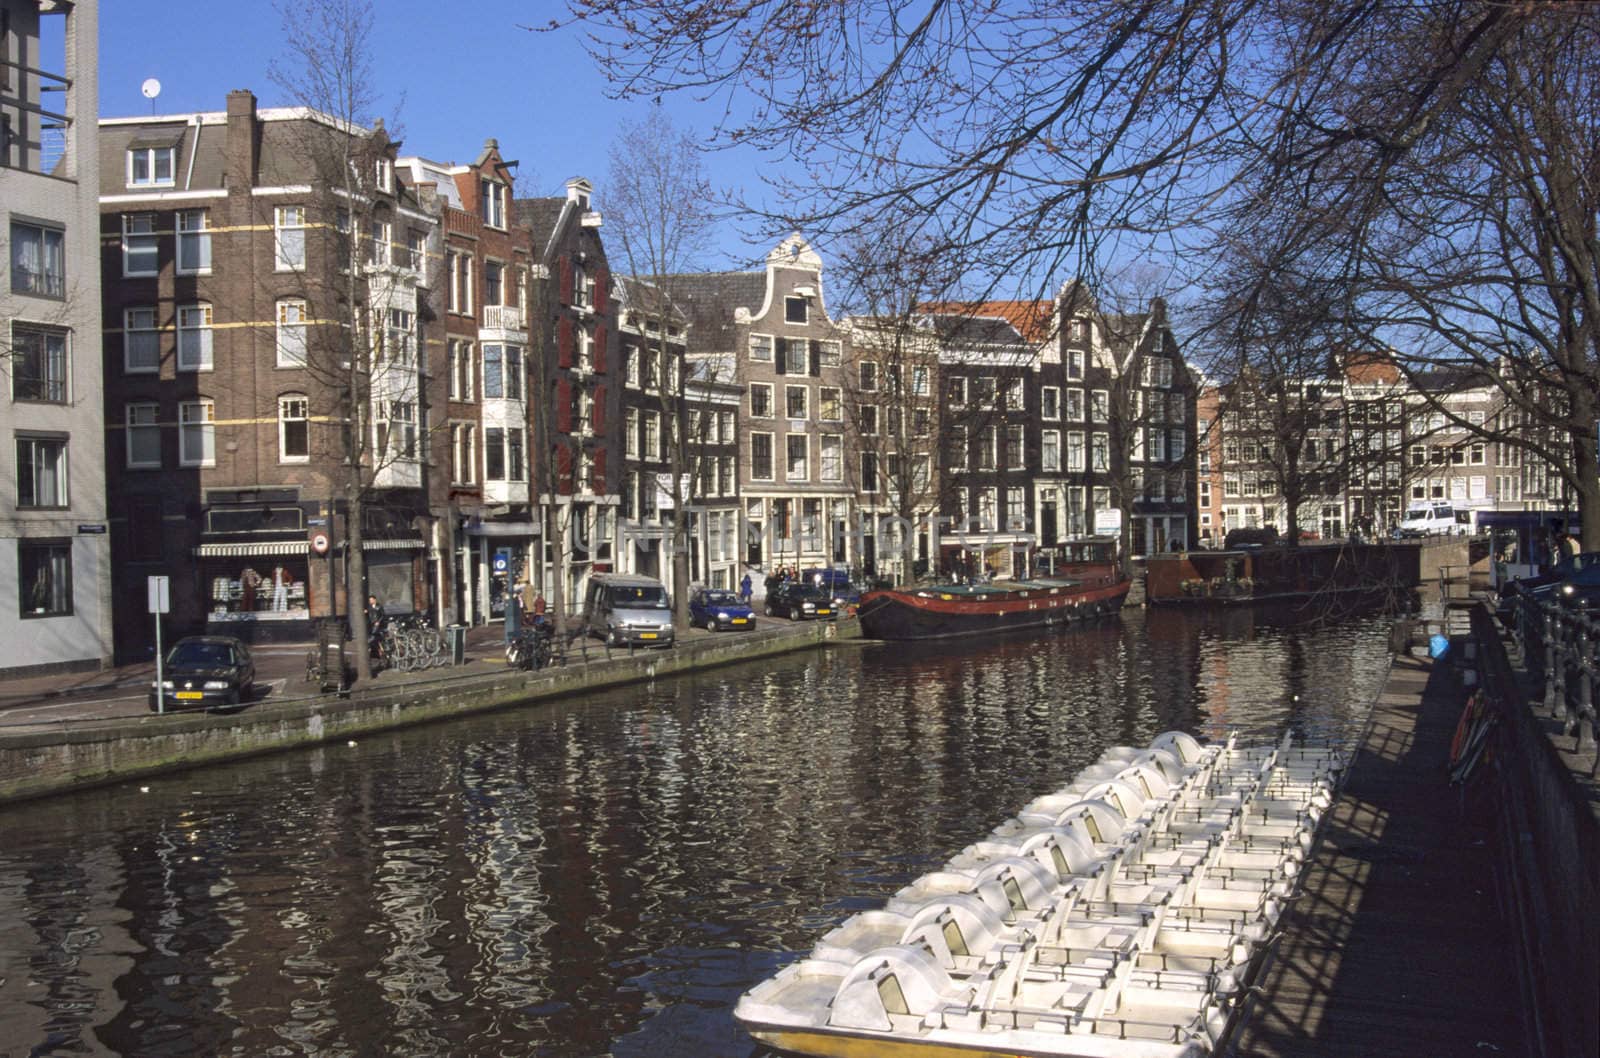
0 605 1395 1057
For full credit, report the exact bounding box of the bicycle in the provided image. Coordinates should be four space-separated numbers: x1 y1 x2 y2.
507 618 555 671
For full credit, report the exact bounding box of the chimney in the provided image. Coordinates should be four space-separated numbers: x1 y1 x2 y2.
225 89 258 190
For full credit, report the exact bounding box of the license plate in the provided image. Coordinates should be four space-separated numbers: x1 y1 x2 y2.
817 608 832 616
731 618 748 624
175 691 204 700
640 633 658 640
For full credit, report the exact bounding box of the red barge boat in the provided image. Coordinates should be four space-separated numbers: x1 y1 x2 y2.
857 561 1130 641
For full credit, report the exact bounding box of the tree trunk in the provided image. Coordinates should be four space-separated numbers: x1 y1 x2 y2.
347 487 371 682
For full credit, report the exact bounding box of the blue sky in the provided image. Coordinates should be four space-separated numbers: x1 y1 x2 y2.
98 1 776 267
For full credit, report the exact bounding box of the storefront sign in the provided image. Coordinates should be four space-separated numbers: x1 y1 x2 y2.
311 531 330 555
1094 509 1123 535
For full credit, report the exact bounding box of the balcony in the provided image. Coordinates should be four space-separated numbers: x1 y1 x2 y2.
481 304 524 333
1 22 72 176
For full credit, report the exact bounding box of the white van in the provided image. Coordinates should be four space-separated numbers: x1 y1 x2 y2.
582 574 674 647
1398 504 1469 538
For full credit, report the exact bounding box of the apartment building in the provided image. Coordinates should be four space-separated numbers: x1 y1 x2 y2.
670 235 857 574
516 179 623 608
399 141 533 625
1 0 108 675
98 89 442 653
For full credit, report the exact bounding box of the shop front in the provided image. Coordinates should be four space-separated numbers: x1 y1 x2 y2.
198 540 314 642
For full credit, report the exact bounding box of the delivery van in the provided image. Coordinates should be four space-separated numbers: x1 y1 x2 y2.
582 574 674 647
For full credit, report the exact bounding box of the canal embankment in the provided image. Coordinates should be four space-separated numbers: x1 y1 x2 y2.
0 618 859 805
1233 602 1598 1058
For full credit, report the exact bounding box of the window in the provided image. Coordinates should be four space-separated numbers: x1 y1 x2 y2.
481 180 507 228
859 450 878 492
973 376 996 408
374 157 393 194
1066 347 1084 381
1091 390 1109 422
382 400 416 458
177 304 213 371
179 401 215 466
485 427 505 480
749 382 773 418
1470 442 1486 465
367 218 391 266
750 334 774 362
819 340 842 367
16 435 67 506
1067 431 1085 471
784 337 808 374
127 145 175 187
948 424 969 471
1091 432 1109 471
1006 424 1025 468
911 365 930 397
786 434 809 481
124 308 160 373
821 434 843 481
751 432 774 480
1006 377 1025 411
979 426 997 470
859 361 879 391
448 252 473 313
1042 430 1061 471
120 214 157 278
785 295 808 323
18 539 71 618
126 403 161 468
406 230 425 272
276 299 308 367
644 411 661 459
1062 388 1082 422
11 326 67 402
786 384 809 419
1041 387 1060 420
176 210 212 274
484 344 509 399
858 404 878 435
625 407 640 458
914 407 930 436
484 260 504 306
10 219 64 293
818 386 842 421
274 206 306 270
947 375 967 407
450 422 477 485
449 341 474 401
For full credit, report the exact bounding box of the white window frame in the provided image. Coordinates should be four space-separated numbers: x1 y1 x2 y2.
1041 429 1061 472
821 433 843 482
126 403 161 469
1091 390 1109 423
127 145 175 188
859 360 879 392
785 383 810 420
819 386 842 421
481 180 507 228
278 394 310 463
1007 424 1026 469
749 382 774 419
124 307 160 373
1091 432 1109 471
749 333 774 362
947 375 967 408
276 299 308 367
274 206 307 270
176 303 214 371
1041 386 1060 421
1006 377 1025 411
750 431 775 481
819 339 842 367
179 400 216 467
626 407 640 458
122 214 158 278
1067 431 1085 472
451 422 477 485
15 436 68 508
176 210 212 275
786 433 809 482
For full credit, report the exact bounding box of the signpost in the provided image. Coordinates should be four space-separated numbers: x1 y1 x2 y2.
148 576 170 713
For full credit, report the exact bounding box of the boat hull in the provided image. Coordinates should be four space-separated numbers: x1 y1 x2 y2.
858 578 1130 641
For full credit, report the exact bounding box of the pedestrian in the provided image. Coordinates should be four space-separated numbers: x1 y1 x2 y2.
366 594 386 661
739 572 753 604
505 582 522 644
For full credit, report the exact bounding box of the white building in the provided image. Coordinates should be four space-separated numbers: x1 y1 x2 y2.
1 0 110 675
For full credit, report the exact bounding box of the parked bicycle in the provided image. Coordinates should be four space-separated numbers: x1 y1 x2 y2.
507 616 555 671
372 610 446 672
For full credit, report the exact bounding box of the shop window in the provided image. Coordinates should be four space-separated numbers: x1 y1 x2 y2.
18 538 72 617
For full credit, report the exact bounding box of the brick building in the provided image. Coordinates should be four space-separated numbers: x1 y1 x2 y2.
98 90 442 654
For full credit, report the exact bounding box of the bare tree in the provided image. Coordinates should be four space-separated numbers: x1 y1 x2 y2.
271 0 433 681
604 107 716 627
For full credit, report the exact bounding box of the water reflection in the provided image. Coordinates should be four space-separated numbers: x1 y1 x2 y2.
0 606 1393 1056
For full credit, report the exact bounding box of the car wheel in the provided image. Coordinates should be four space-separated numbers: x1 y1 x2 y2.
791 606 802 621
765 602 775 617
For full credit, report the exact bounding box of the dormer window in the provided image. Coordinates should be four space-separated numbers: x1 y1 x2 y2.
785 296 808 324
127 145 175 187
482 180 507 228
374 157 393 194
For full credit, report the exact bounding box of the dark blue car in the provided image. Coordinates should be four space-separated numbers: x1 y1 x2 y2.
689 588 756 631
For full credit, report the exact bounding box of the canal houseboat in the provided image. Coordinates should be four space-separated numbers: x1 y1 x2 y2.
858 542 1129 641
734 731 1346 1058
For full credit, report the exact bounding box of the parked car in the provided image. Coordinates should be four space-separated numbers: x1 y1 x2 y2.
689 589 756 631
149 635 255 711
764 583 835 621
582 574 674 647
1397 503 1471 538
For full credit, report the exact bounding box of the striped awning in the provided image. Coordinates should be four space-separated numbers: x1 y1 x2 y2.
195 540 311 558
361 537 425 550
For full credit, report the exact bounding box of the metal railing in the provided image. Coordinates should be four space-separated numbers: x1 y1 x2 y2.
1512 593 1600 750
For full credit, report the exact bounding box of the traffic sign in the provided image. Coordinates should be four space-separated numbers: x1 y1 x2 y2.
147 575 170 615
311 531 330 555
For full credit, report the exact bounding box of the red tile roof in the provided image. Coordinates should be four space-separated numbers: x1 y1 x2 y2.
919 300 1056 344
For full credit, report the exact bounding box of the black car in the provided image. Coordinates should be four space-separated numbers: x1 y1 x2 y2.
764 583 834 621
150 635 256 711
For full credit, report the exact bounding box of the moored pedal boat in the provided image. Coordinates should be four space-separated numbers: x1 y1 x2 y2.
733 730 1347 1058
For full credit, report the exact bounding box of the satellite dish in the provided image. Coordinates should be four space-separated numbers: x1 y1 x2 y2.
140 78 161 100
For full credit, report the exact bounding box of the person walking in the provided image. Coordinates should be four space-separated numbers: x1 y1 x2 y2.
739 572 753 605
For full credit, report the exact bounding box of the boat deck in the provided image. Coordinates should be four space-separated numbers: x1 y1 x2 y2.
1229 654 1525 1056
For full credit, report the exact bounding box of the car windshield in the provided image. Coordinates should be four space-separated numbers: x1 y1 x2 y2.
169 642 234 667
703 591 740 605
614 586 668 608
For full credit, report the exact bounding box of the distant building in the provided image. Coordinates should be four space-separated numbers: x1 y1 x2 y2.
2 0 109 675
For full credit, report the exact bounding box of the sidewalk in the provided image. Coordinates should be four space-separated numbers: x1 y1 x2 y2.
0 621 641 727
